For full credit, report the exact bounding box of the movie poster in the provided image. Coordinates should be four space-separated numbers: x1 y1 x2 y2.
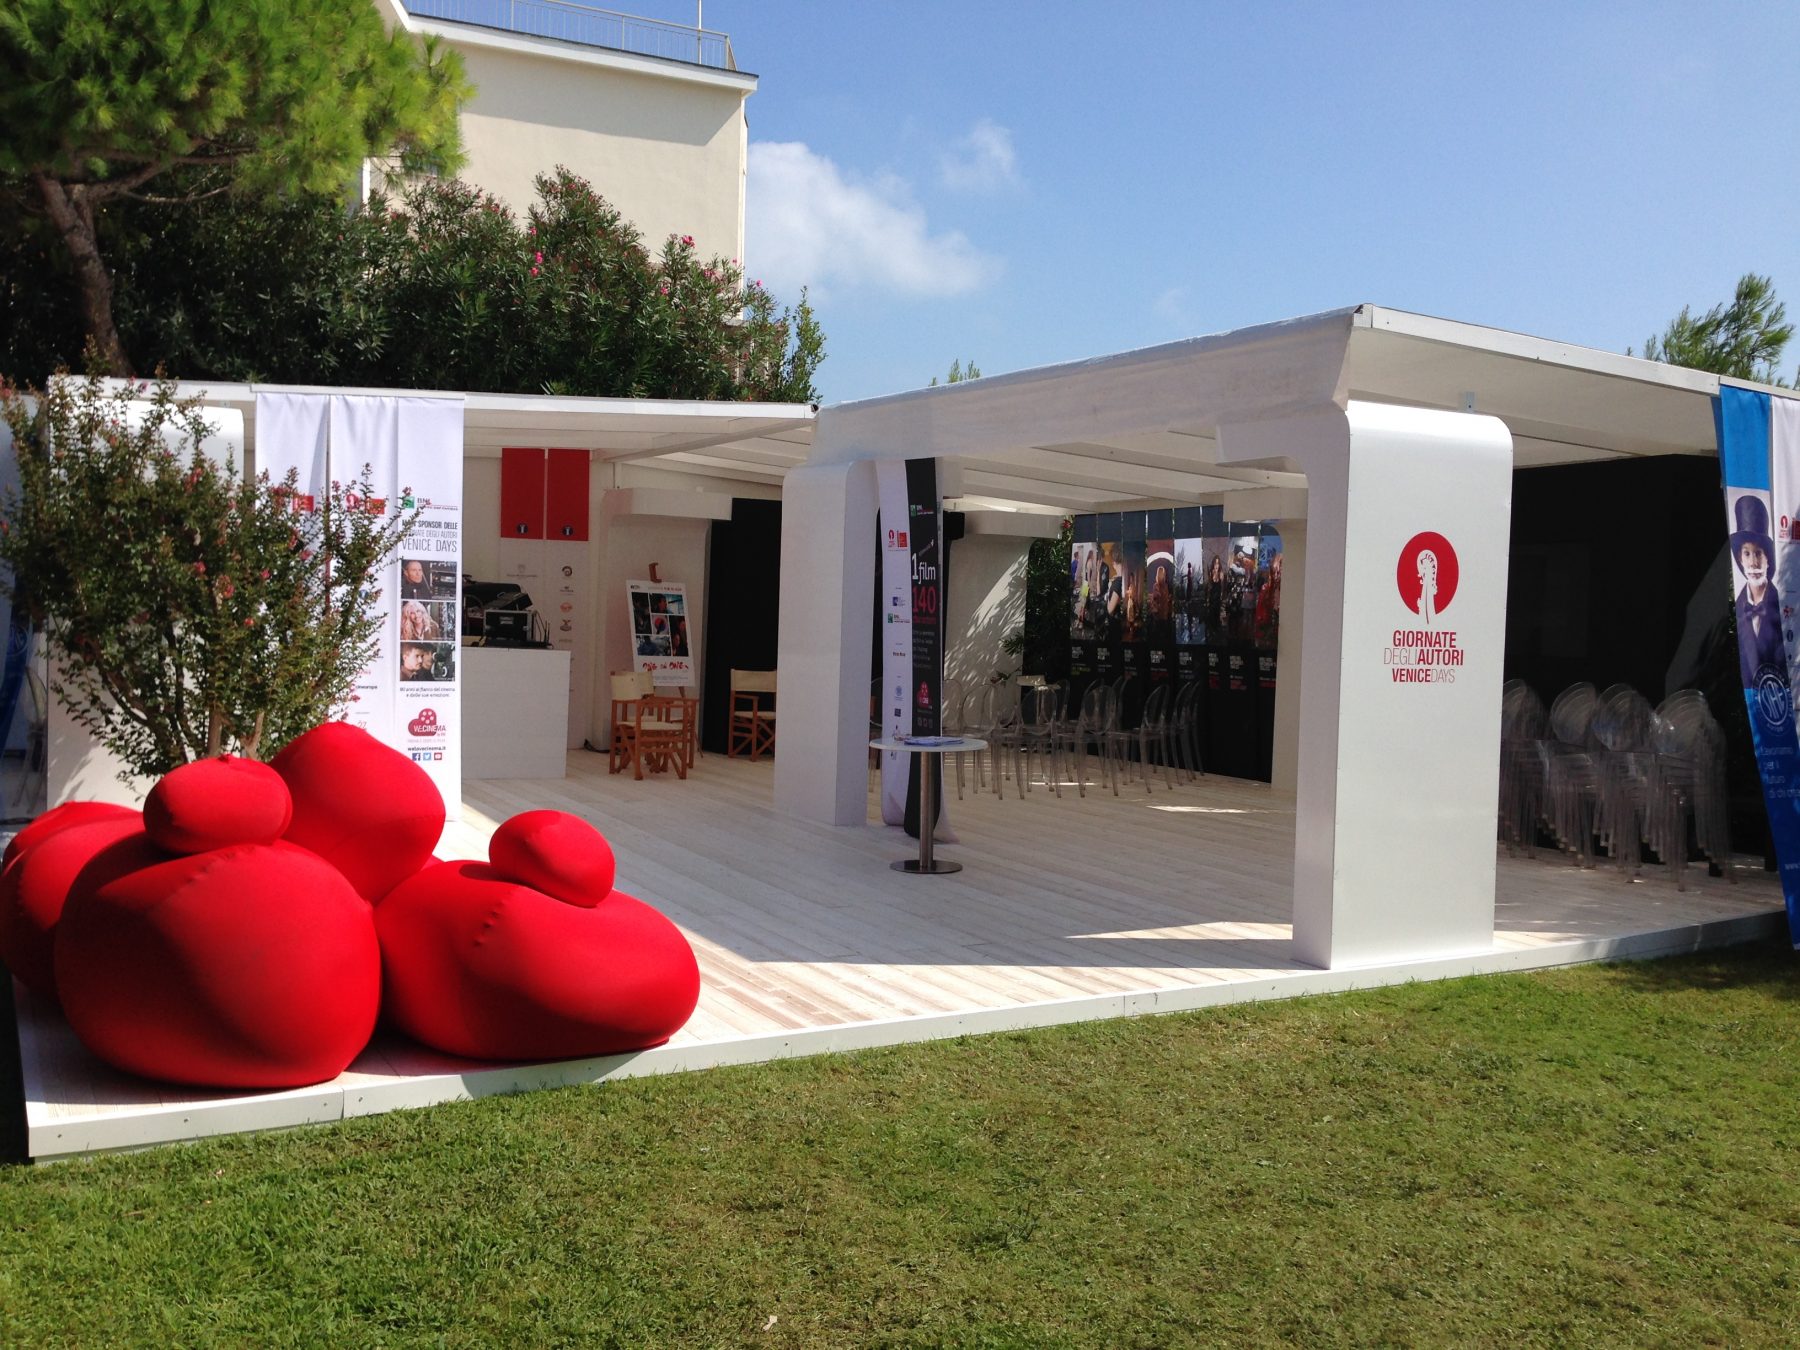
1071 539 1100 640
1226 526 1259 644
627 580 692 686
1145 508 1175 678
1253 528 1283 651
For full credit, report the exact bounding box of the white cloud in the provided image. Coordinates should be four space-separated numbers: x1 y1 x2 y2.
938 118 1020 192
746 141 998 302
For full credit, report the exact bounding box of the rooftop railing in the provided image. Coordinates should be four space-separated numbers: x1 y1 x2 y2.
404 0 736 71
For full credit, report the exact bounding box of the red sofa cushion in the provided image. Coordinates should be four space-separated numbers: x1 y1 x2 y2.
272 721 444 902
144 755 293 854
376 860 698 1061
55 838 381 1089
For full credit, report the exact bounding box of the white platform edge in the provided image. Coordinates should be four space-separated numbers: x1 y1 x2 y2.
20 907 1784 1161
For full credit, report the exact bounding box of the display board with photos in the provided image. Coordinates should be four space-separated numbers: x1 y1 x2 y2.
1068 507 1283 781
627 580 693 687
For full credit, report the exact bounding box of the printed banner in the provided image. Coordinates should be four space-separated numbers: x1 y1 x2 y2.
627 580 693 686
877 458 947 836
255 392 463 816
1718 385 1800 946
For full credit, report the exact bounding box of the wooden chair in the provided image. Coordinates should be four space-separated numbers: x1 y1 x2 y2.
609 671 689 780
728 668 777 762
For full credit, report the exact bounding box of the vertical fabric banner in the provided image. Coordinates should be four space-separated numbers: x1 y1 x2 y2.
329 396 401 743
256 391 463 818
394 396 465 809
1718 385 1800 946
877 458 947 837
877 460 913 825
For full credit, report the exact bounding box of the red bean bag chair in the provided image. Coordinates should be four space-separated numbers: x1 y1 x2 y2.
376 812 698 1061
272 721 444 902
0 812 145 1002
55 837 381 1089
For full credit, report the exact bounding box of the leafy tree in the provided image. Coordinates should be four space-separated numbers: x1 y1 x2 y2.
1004 517 1074 679
1 169 825 403
929 358 983 386
0 0 467 375
1640 273 1794 385
0 372 418 777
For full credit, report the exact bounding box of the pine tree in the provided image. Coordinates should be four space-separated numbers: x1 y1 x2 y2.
0 0 467 374
1640 273 1794 385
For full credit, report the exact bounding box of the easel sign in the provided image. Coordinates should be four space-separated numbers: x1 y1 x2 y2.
627 579 692 686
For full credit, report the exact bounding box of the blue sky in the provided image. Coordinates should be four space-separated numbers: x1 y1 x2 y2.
639 2 1800 404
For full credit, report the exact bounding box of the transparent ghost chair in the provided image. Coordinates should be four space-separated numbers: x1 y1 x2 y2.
942 677 972 800
1061 680 1115 796
1103 674 1144 793
1170 680 1204 782
1646 691 1734 891
1591 684 1657 877
1136 682 1178 792
1545 681 1603 865
987 681 1024 798
1497 679 1550 854
1014 680 1067 798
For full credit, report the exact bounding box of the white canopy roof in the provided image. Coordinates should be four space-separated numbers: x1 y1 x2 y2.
810 304 1771 516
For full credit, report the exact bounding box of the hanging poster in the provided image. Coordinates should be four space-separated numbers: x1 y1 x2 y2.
627 579 693 687
255 391 463 815
1718 385 1800 946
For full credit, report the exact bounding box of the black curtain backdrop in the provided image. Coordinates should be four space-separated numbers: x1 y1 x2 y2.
702 499 782 756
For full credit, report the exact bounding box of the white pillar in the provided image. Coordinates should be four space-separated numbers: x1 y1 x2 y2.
773 459 879 824
1221 402 1513 968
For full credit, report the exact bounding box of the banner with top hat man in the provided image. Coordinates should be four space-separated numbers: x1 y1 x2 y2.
1731 493 1784 689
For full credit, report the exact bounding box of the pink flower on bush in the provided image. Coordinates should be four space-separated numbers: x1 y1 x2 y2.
192 562 206 576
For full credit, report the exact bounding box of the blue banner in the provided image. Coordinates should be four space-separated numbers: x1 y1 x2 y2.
1717 386 1800 946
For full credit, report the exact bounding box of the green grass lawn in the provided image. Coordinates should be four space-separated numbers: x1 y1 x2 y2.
1 943 1797 1347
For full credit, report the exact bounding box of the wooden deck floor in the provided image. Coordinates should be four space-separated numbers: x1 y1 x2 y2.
17 749 1785 1159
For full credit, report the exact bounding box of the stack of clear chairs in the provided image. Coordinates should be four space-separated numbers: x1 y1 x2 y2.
1498 679 1550 854
1544 681 1603 865
1646 690 1734 891
1591 684 1657 877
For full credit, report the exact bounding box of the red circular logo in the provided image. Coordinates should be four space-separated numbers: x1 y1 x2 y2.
1396 532 1458 620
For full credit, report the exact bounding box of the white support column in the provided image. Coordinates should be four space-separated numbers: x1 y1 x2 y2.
1221 402 1513 969
774 459 879 825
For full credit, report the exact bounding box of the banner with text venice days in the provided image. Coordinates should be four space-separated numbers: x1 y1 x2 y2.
255 392 464 816
1718 385 1800 946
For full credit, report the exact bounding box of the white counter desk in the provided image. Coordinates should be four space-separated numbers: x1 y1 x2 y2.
462 645 572 780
